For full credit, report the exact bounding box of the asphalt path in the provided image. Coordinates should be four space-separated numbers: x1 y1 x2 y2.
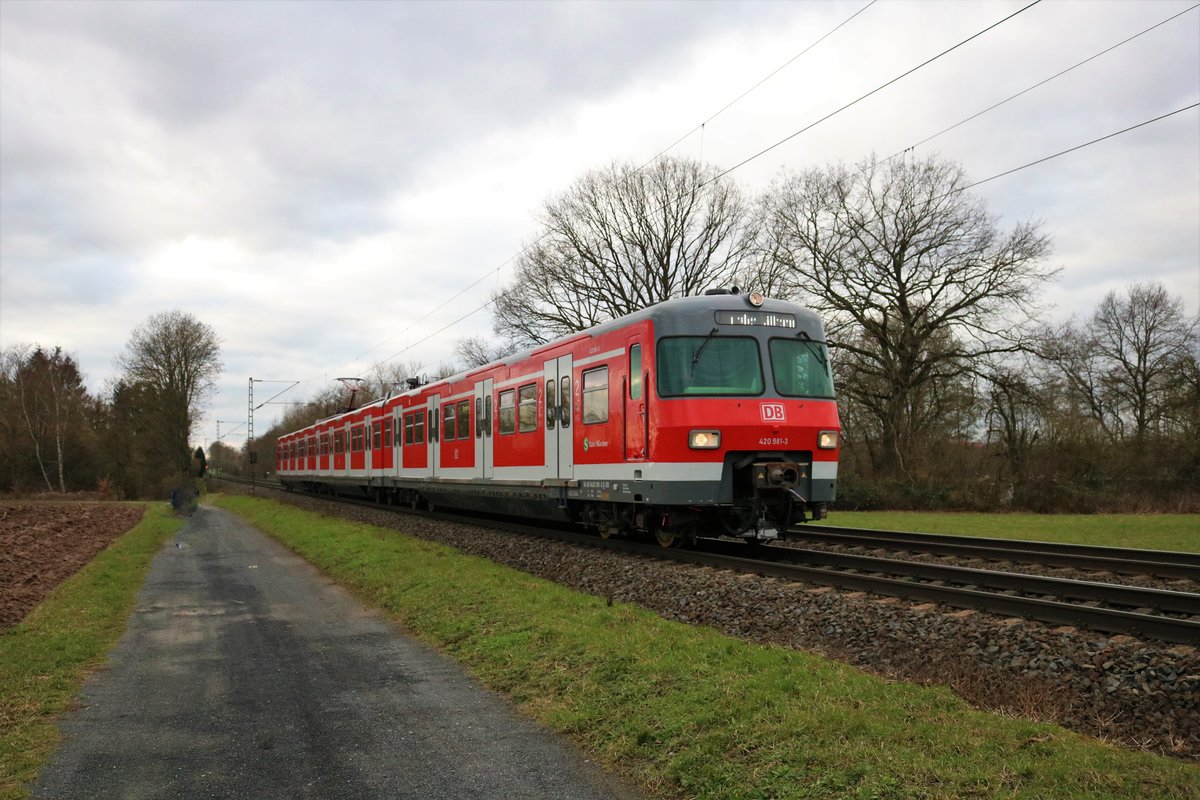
33 505 643 800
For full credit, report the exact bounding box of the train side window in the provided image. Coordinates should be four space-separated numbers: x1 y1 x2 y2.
559 376 571 428
404 414 414 445
385 419 394 449
518 383 537 433
485 395 493 437
498 389 516 434
629 345 642 399
372 421 382 450
414 412 425 444
475 397 483 438
457 400 470 440
582 366 609 424
545 379 557 430
443 404 456 441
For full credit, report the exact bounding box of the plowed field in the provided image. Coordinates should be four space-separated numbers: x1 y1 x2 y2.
0 502 146 630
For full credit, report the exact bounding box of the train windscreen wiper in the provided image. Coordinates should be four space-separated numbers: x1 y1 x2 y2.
691 327 720 374
796 329 828 368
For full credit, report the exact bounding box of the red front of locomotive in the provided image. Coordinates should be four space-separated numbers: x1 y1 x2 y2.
634 291 840 537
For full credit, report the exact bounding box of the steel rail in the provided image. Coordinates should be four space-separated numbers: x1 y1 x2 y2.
657 544 1200 646
713 541 1200 616
793 524 1200 580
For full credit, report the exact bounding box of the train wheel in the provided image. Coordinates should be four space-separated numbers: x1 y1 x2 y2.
654 528 678 548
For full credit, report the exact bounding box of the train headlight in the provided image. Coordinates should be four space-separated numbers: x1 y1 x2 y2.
689 430 721 449
747 291 765 307
818 430 839 449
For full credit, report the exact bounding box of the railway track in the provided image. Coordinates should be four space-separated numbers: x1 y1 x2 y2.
791 524 1200 582
212 477 1200 644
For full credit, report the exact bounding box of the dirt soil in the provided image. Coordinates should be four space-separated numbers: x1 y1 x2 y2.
0 502 146 630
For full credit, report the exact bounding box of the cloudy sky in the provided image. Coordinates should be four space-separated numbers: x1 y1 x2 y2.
2 0 1197 448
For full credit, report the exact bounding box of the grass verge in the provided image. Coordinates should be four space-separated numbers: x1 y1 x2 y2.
212 494 1198 799
0 503 182 800
822 511 1200 553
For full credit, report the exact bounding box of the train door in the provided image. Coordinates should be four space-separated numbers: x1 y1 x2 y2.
392 408 402 478
543 355 574 480
474 378 494 479
625 338 647 460
362 419 372 474
426 395 440 478
342 421 351 478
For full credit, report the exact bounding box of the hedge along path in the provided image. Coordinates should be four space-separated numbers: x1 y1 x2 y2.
0 503 183 800
211 495 1198 800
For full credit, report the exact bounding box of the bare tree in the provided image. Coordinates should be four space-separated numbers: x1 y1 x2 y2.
453 336 520 369
983 363 1046 501
1087 282 1197 441
361 360 426 402
760 154 1055 475
0 345 92 492
115 310 222 472
491 156 757 347
208 440 241 475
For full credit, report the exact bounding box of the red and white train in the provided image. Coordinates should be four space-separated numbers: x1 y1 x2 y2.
276 289 840 546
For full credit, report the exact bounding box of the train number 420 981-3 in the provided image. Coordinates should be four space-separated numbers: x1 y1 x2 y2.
759 436 790 446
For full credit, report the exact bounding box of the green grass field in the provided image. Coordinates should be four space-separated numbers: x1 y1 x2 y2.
0 503 182 800
210 495 1199 799
822 511 1200 553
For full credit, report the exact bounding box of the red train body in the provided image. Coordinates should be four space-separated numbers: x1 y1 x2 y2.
276 291 840 545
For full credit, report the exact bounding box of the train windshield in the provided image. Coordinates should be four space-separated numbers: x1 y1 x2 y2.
657 336 764 396
769 338 835 398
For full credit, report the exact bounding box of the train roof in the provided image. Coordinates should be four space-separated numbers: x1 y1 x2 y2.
286 291 825 436
490 291 824 367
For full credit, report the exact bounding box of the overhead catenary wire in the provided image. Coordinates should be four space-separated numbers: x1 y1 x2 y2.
312 1 884 386
887 2 1200 162
707 0 1045 185
947 102 1200 197
369 1 1045 377
297 0 1190 397
638 0 880 169
371 101 1200 381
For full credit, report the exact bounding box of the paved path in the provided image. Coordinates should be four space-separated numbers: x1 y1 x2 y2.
34 506 641 800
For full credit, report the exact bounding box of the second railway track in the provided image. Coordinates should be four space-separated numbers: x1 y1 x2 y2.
791 524 1200 581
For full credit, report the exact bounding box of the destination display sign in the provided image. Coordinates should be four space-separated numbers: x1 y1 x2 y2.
715 310 797 328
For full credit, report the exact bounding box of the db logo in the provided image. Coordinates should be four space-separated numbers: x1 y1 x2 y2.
760 402 786 422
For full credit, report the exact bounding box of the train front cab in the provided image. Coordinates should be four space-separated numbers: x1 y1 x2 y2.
577 292 840 544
